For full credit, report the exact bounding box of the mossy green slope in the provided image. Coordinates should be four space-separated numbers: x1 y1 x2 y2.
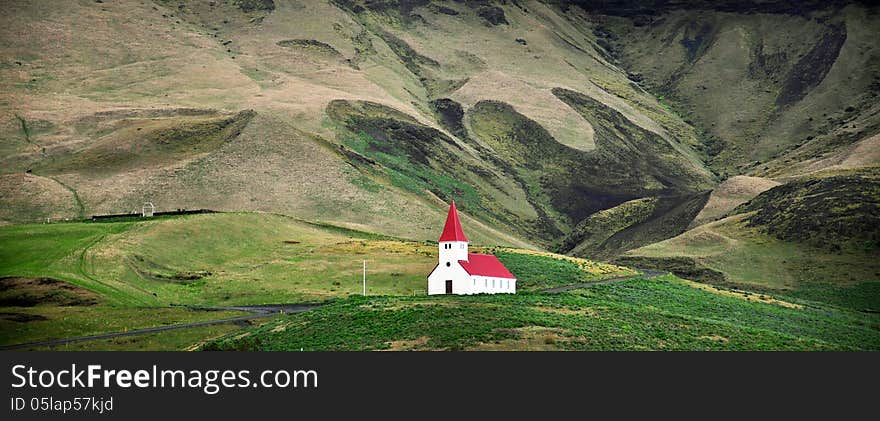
733 168 880 252
0 0 722 255
203 276 880 351
592 3 880 176
0 212 627 308
620 170 880 311
326 99 555 242
326 94 716 251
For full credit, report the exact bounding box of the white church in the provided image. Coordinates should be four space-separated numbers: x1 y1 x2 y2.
427 201 517 295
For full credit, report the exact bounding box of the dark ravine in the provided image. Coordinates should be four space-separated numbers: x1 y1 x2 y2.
429 98 468 140
561 191 712 260
325 87 717 253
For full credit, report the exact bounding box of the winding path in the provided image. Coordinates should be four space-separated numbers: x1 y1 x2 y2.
3 271 668 350
0 304 320 351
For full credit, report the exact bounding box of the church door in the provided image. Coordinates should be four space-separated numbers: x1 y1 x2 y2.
445 280 452 294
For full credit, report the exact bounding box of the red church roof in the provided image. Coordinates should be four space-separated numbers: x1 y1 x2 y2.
459 253 516 279
439 201 468 242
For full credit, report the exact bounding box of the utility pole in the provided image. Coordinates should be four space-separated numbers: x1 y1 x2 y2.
363 259 366 296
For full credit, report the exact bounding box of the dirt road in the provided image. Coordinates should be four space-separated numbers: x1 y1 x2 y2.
2 271 668 350
0 303 320 351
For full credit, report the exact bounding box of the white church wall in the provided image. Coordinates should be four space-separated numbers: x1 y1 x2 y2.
427 264 471 295
470 275 516 294
428 265 518 295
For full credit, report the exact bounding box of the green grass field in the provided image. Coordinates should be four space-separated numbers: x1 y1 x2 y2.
203 276 880 351
0 213 432 307
623 214 880 311
22 322 250 351
0 212 631 349
1 306 247 348
2 212 876 351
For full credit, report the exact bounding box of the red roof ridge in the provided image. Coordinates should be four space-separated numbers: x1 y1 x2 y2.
438 201 468 242
458 253 515 279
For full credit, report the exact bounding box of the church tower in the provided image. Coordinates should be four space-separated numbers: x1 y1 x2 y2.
438 201 468 268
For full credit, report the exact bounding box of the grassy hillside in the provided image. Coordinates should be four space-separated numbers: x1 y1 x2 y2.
2 211 876 351
0 212 632 306
203 275 880 351
733 168 880 251
619 172 880 313
1 1 877 250
565 0 880 310
1 1 878 350
689 175 780 228
0 213 877 349
0 212 631 348
0 0 721 254
592 3 880 177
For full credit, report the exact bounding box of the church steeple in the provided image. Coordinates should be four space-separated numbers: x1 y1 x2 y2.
438 201 468 264
438 201 468 242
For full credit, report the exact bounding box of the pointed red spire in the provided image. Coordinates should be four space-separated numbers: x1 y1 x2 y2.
439 201 468 242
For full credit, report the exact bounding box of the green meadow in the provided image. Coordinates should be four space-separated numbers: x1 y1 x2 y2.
203 276 880 351
1 213 876 351
0 212 633 349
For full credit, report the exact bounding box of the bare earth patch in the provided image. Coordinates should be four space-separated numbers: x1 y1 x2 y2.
0 277 101 307
532 305 600 317
364 301 454 311
698 335 730 343
793 133 880 177
271 322 292 333
468 326 576 351
690 176 781 228
679 279 803 309
320 240 437 256
383 336 431 351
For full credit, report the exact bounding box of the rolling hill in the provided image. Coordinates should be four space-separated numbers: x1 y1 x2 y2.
3 1 875 254
0 1 878 350
1 0 719 248
0 212 635 349
1 212 876 351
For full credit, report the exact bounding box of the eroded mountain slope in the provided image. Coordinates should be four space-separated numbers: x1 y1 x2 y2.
1 0 716 251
